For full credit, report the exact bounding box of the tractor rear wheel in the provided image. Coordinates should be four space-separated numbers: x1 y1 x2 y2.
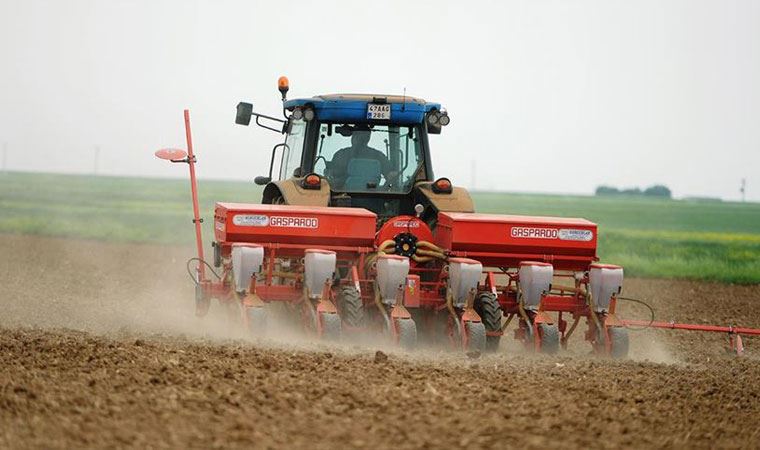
337 286 365 328
537 323 560 355
474 292 502 352
319 312 342 341
395 318 417 350
465 321 486 352
244 306 268 336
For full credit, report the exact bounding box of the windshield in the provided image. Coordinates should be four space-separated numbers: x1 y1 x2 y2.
313 123 423 193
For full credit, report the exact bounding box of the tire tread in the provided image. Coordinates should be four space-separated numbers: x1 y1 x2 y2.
474 292 502 352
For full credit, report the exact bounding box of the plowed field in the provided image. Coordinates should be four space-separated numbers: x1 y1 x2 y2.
2 234 759 449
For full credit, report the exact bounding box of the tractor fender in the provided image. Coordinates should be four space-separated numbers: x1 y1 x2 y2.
261 178 330 206
414 182 474 213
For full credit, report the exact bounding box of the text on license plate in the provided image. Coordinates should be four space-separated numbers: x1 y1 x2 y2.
367 103 391 120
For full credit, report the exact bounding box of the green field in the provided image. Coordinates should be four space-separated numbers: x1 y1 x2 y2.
2 171 759 284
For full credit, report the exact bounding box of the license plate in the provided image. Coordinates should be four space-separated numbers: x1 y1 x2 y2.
367 103 391 120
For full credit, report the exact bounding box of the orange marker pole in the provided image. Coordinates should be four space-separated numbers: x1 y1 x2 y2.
184 109 206 282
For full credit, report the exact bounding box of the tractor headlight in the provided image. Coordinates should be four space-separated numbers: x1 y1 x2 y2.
303 107 315 122
426 111 441 126
439 113 450 126
291 108 304 120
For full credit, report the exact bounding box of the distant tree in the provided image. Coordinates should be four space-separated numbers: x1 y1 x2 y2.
643 184 672 198
596 184 672 198
595 185 619 196
621 187 642 195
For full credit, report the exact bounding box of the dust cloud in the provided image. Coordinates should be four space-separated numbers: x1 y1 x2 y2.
2 233 755 364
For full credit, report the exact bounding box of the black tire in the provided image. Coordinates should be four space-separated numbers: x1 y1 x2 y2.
396 318 417 350
272 196 286 205
337 286 365 328
320 312 342 341
474 292 502 352
608 327 630 359
538 323 560 355
465 321 486 352
245 306 267 336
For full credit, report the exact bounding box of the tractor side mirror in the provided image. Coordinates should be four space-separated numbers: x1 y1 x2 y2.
236 102 287 133
254 176 272 185
236 102 254 126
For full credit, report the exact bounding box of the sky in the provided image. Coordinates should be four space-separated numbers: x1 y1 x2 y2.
0 0 758 201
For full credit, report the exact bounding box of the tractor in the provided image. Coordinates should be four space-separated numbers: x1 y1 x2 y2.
156 76 760 356
217 76 625 355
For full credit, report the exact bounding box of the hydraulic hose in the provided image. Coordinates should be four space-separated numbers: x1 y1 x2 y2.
618 296 656 330
411 255 434 263
377 240 396 254
416 240 446 254
415 248 447 259
374 238 447 264
186 257 221 286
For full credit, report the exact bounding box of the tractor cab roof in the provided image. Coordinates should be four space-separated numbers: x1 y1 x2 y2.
283 93 442 125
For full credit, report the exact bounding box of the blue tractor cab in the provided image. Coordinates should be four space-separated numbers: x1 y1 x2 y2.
235 78 463 222
283 94 443 125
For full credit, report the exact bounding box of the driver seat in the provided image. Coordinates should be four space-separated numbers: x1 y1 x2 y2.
344 158 381 190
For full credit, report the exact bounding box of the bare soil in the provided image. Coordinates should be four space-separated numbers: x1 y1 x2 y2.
1 233 760 449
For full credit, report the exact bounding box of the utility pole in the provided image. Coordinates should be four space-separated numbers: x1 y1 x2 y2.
93 145 100 176
740 178 746 203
